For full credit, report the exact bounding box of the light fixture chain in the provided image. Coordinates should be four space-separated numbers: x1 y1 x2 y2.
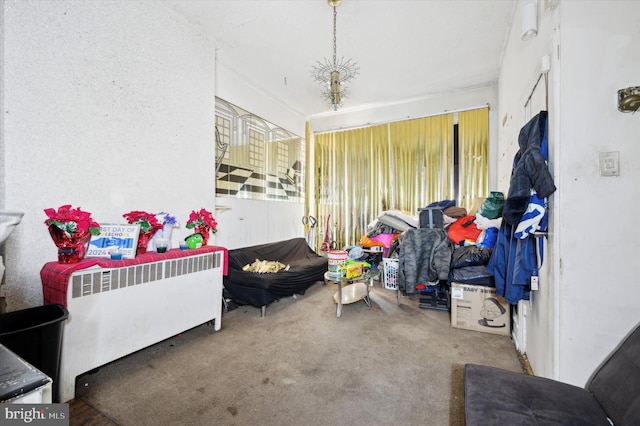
310 0 358 110
332 6 337 67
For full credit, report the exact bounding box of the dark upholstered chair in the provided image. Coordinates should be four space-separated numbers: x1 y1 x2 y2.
464 321 640 425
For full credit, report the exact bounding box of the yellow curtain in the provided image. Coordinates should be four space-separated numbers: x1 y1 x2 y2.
388 114 454 212
314 108 486 250
457 107 489 210
305 121 311 217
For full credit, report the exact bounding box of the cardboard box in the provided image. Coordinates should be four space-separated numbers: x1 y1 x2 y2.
450 282 511 336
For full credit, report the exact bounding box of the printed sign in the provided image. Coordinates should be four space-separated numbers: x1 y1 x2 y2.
87 224 140 259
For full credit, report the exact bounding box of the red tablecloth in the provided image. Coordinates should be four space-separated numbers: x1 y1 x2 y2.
41 246 228 307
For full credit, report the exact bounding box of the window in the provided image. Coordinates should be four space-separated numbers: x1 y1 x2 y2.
313 108 488 249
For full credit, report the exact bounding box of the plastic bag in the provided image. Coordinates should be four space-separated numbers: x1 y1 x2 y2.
449 245 494 269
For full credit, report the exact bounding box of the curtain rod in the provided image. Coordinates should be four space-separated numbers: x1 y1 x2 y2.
312 104 490 135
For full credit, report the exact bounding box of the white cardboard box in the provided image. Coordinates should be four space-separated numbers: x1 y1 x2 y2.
450 282 511 336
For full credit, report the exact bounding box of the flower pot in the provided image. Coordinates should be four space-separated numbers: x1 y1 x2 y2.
194 225 210 246
57 247 85 264
162 223 173 249
136 230 155 256
48 226 91 264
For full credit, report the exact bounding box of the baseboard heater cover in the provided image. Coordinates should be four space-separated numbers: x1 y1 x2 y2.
57 251 224 403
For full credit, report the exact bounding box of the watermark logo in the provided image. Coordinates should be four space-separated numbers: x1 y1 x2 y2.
2 404 68 425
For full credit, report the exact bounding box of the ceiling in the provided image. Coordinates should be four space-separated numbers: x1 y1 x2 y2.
163 0 516 118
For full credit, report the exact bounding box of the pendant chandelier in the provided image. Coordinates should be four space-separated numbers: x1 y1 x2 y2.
311 0 359 111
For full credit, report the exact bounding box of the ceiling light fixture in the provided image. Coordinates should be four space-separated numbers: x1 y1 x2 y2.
311 0 359 111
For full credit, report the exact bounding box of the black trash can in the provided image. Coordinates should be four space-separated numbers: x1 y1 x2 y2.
0 304 69 402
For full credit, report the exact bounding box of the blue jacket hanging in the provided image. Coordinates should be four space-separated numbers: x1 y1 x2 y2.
487 111 555 304
487 222 537 304
502 111 556 226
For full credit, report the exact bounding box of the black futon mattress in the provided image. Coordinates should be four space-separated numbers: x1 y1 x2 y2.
224 238 328 306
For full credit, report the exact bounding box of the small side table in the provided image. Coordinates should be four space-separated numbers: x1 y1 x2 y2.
324 269 380 318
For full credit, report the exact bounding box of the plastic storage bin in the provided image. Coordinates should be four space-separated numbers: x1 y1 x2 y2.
382 258 399 290
0 304 69 402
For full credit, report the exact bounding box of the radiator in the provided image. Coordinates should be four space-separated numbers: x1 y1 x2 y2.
57 251 223 403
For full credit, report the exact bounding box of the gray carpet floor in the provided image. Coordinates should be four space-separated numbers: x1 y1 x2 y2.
75 280 523 426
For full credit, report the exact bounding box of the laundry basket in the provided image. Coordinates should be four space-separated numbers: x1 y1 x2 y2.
382 258 399 290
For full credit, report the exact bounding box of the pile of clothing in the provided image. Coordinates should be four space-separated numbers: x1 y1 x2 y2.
417 196 504 287
420 197 503 250
359 210 418 256
356 195 507 290
359 196 504 258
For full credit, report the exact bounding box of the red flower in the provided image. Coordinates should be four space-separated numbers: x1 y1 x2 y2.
186 208 217 233
44 205 100 237
123 210 162 233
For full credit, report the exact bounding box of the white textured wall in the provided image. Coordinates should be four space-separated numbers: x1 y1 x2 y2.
2 0 216 310
497 0 560 381
0 3 5 208
556 0 640 386
213 198 304 250
216 63 306 137
499 0 640 386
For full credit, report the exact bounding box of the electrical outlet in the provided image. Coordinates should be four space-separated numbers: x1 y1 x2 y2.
599 151 620 177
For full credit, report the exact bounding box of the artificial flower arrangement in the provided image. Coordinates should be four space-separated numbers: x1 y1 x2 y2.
185 208 217 245
157 212 179 227
44 205 101 264
153 211 180 249
123 210 163 255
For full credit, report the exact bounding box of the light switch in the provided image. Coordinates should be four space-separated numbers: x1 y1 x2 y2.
599 151 620 177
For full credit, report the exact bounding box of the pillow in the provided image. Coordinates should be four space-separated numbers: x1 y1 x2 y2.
377 210 418 231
